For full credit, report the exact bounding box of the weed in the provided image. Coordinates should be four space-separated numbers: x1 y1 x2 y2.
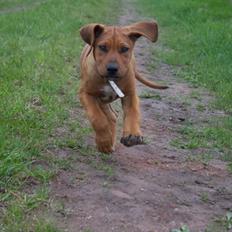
170 139 187 149
171 224 190 232
205 212 232 232
82 229 94 232
225 212 232 230
190 91 202 101
196 104 206 112
34 220 61 232
170 137 203 150
200 192 209 203
186 154 213 166
140 92 162 100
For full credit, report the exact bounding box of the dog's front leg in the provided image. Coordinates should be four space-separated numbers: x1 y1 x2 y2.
120 94 144 147
80 92 114 153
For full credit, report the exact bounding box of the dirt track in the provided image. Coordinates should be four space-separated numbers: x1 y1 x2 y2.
50 1 232 231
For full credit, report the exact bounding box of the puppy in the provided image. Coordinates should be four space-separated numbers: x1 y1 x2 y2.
79 21 167 153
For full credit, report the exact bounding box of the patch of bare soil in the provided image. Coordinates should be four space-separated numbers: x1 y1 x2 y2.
49 1 232 231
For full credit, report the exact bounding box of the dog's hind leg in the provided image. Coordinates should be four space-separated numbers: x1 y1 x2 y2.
79 92 114 153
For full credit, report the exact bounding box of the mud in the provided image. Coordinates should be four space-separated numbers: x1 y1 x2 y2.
49 1 232 231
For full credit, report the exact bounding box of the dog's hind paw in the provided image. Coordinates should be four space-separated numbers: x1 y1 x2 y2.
120 135 144 147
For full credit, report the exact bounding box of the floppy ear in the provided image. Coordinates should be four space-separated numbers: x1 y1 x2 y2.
125 21 158 42
79 23 105 45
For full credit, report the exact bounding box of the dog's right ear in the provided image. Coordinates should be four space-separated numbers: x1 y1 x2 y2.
80 24 105 46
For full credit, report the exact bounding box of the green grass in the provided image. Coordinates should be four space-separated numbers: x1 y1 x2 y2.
205 212 232 232
0 0 36 9
137 0 232 113
139 91 162 100
171 118 232 167
0 0 120 230
170 212 232 232
171 225 190 232
137 0 232 170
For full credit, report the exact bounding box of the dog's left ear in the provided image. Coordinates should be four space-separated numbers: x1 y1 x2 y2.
125 21 158 43
80 23 105 46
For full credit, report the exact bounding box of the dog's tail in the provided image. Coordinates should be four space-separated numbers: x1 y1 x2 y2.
135 71 168 89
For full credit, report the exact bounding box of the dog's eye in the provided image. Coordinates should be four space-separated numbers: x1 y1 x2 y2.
98 45 108 52
120 47 129 53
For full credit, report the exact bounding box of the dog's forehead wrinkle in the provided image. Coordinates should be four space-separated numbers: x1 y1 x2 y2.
97 27 130 47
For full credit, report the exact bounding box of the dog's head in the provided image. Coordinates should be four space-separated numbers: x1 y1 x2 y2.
80 21 158 80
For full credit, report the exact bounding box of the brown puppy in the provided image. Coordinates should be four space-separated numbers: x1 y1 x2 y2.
79 21 168 153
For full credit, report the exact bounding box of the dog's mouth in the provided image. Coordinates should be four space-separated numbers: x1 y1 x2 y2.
107 77 119 81
106 75 120 81
98 71 120 81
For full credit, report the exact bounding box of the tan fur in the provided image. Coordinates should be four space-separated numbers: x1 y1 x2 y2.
79 21 168 153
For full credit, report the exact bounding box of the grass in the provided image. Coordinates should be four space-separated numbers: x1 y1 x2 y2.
137 0 232 171
170 212 232 232
200 192 209 203
138 0 232 112
1 0 231 230
170 118 232 169
0 0 120 230
206 212 232 232
171 225 190 232
139 91 162 100
0 0 36 10
186 153 213 166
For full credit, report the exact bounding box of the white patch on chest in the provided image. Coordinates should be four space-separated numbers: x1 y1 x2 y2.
100 84 118 103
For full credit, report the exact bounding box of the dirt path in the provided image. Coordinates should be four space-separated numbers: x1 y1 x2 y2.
49 1 232 231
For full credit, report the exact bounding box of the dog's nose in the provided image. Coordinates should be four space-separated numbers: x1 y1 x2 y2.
107 63 118 76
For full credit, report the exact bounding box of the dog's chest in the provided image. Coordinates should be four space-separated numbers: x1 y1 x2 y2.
99 84 118 103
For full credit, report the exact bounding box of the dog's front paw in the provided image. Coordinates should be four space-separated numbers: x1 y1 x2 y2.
120 135 144 147
96 138 114 154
